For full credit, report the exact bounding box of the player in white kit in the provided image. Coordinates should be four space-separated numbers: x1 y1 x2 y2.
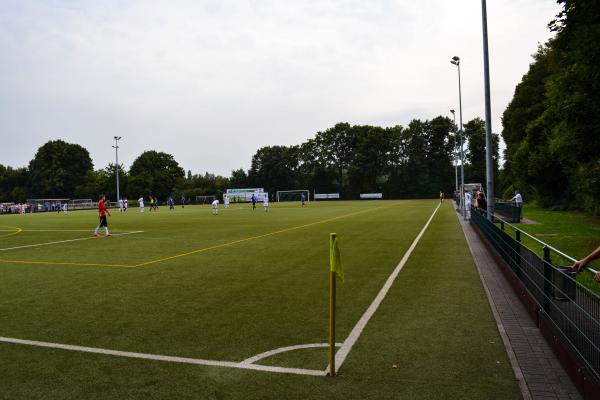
223 195 230 209
211 199 219 215
138 196 145 212
263 194 269 212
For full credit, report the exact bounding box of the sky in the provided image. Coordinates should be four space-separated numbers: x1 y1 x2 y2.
0 0 560 176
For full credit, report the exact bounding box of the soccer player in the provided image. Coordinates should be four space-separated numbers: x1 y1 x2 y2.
263 194 269 212
124 198 128 212
181 196 186 208
62 202 68 215
251 193 257 210
138 196 145 212
119 198 124 213
168 196 175 210
301 192 306 207
94 194 112 237
149 195 155 211
224 195 230 209
439 191 444 203
211 199 219 215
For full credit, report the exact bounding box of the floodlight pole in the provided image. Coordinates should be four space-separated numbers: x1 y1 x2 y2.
451 57 465 219
450 110 458 193
481 0 494 221
113 136 122 203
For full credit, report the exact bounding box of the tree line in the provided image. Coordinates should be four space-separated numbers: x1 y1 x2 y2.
501 0 599 214
0 116 499 203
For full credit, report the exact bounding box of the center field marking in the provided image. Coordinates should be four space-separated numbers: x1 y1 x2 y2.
133 205 394 268
329 202 441 374
0 231 144 252
0 336 326 377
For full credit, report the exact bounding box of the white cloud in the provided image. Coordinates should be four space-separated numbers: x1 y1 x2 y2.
0 0 559 175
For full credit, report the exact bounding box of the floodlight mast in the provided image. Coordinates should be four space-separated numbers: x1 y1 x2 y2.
113 136 122 203
481 0 494 221
450 56 465 219
450 109 458 193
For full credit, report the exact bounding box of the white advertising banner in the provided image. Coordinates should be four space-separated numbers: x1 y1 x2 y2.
315 193 340 199
360 193 383 199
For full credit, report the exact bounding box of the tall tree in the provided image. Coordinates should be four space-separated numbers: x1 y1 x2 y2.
248 146 300 194
464 118 500 186
28 140 93 198
129 151 184 199
0 165 29 202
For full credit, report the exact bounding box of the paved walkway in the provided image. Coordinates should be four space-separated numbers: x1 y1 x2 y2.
458 213 581 400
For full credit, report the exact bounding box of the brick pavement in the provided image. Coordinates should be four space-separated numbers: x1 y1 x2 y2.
458 213 581 400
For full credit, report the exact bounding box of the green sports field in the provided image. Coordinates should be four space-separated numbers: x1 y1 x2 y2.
0 200 520 399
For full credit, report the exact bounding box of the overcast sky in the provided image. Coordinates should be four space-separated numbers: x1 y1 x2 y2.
0 0 560 176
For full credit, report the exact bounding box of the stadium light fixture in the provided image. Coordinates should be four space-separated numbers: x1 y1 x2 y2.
113 136 122 203
450 56 466 219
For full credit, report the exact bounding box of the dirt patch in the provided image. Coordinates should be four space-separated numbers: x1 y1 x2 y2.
520 218 539 225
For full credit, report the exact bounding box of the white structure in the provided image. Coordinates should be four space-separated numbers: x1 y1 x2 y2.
226 188 264 203
359 193 383 199
314 193 340 200
68 199 93 210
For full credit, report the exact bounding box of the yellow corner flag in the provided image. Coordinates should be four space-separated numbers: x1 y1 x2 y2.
330 233 344 281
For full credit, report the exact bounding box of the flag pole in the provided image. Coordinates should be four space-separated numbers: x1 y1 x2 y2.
329 233 337 377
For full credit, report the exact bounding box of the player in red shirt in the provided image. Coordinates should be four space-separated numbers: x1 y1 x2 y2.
94 194 112 237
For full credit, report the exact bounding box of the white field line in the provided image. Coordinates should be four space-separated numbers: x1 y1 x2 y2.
329 202 441 374
0 229 136 233
241 342 342 365
0 231 144 252
0 336 325 377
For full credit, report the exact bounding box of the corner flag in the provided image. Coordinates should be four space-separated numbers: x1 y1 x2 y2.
329 233 344 281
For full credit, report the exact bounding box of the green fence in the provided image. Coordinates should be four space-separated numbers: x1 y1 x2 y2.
470 209 600 388
493 201 521 223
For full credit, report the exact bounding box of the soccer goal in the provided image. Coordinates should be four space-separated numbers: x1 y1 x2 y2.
68 199 94 210
195 195 216 205
276 190 310 202
27 198 70 212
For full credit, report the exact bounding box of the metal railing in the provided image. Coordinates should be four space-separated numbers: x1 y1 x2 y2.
470 208 600 383
493 201 522 223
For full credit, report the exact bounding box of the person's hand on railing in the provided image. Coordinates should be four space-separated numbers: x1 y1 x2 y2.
572 245 600 278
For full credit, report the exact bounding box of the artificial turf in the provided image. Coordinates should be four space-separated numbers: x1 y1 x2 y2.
0 200 520 399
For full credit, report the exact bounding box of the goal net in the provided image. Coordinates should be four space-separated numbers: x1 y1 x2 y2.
68 199 94 210
195 195 216 205
276 190 310 202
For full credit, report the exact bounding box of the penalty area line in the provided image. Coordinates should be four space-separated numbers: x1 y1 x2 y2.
0 231 144 252
133 205 395 268
330 202 442 374
0 336 325 377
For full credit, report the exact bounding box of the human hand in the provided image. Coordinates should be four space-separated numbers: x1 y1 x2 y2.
572 260 586 273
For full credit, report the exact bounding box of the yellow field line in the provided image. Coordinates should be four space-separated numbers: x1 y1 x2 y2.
133 204 394 268
0 259 134 268
0 226 22 238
